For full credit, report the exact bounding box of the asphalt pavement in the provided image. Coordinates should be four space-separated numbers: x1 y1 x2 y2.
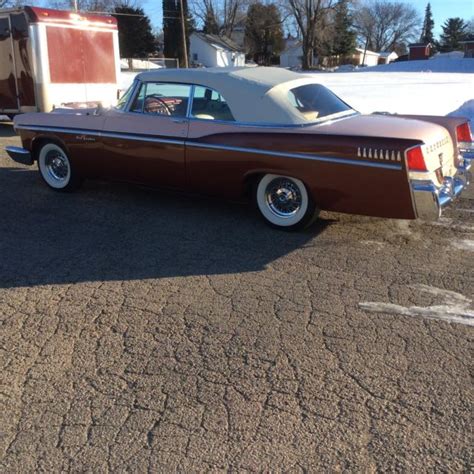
1 122 472 472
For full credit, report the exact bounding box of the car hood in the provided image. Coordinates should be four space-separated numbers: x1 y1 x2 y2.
309 113 448 144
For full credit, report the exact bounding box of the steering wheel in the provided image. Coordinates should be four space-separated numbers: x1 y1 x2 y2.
145 95 172 115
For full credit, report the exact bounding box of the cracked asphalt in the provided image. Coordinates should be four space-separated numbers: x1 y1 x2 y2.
1 122 473 472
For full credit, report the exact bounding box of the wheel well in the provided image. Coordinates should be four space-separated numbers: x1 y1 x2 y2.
32 137 68 161
243 172 264 198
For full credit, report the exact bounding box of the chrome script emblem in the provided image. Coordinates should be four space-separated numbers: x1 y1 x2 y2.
75 134 95 142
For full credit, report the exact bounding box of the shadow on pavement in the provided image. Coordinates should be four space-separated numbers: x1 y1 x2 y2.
0 167 333 288
0 122 16 138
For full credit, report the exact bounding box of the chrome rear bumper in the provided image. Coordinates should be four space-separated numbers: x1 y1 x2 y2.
411 153 472 220
5 146 33 166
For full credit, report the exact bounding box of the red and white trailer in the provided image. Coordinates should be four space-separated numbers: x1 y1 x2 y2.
0 6 120 117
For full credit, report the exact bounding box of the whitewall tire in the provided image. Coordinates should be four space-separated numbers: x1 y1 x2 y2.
255 174 318 230
38 143 81 192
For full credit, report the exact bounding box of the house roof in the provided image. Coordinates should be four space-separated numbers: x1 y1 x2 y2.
192 32 244 53
355 47 380 57
409 43 432 47
135 67 351 125
378 51 398 58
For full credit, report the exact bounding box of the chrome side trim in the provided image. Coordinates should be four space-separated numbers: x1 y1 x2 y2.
16 125 185 146
186 141 402 170
15 124 402 169
103 131 184 146
17 124 102 136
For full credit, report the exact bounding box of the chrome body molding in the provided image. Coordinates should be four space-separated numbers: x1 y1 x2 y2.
458 142 474 153
5 146 33 166
16 125 185 146
14 124 403 170
411 154 472 220
357 147 402 162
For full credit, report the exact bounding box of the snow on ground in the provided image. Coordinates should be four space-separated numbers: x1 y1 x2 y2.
448 99 474 125
301 70 474 120
350 55 473 74
120 58 162 71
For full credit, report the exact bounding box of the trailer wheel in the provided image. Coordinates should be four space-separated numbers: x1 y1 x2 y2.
37 142 82 192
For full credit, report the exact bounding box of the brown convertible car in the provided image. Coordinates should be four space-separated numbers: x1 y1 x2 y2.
5 67 473 229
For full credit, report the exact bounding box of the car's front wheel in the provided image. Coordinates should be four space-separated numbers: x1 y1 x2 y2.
37 142 82 192
255 174 319 230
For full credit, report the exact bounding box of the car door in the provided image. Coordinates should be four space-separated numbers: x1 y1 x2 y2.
186 85 249 197
100 81 191 188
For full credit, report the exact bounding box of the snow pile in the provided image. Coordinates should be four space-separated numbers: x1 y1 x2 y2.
120 58 163 71
448 100 474 126
430 51 465 60
353 55 474 74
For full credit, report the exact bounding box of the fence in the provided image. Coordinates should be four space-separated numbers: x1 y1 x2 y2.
120 57 179 71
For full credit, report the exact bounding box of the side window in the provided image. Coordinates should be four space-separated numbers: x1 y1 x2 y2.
191 86 235 122
130 82 191 117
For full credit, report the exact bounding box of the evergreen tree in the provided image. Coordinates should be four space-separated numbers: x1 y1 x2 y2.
439 17 468 52
331 0 356 57
113 6 156 58
244 3 284 65
420 3 435 44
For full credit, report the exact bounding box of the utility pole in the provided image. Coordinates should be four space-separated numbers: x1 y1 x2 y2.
179 0 189 68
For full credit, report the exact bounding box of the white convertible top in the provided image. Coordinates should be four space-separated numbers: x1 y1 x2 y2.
135 67 340 124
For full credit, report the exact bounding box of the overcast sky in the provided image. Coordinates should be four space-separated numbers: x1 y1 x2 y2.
142 0 474 34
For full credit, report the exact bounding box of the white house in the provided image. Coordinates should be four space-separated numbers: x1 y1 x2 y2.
353 47 380 67
377 51 399 64
280 39 303 68
190 32 245 68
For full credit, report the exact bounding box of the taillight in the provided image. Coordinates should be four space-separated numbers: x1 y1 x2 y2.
406 146 427 171
456 122 472 143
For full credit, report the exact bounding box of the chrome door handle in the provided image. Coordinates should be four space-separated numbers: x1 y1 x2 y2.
172 118 188 124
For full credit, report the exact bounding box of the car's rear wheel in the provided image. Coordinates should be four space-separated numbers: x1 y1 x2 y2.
255 174 319 230
37 142 82 192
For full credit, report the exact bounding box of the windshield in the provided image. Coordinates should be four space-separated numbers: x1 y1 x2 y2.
287 84 353 122
116 82 136 110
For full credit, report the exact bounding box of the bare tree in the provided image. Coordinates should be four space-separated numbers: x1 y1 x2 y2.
190 0 246 37
285 0 337 70
353 0 421 53
48 0 139 13
0 0 26 8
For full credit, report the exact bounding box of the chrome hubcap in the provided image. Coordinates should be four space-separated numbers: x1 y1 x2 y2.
45 151 69 182
265 178 302 217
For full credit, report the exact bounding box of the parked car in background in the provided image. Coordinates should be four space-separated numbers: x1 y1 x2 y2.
5 67 473 230
0 6 120 118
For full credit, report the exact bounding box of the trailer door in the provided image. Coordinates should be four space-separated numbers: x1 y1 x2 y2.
0 16 18 110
